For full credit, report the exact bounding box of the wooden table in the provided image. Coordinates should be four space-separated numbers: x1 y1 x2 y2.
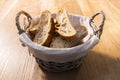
0 0 120 80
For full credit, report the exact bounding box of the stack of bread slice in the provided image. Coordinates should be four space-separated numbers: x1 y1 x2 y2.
28 9 88 48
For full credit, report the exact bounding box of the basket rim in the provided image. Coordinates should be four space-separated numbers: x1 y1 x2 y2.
19 13 99 53
20 32 98 55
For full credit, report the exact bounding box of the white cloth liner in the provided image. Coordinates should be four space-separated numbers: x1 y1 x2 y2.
19 14 99 63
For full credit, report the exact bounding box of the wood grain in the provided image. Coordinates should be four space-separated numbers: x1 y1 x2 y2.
0 0 120 80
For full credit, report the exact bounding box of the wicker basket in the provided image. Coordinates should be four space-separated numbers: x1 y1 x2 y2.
16 11 105 72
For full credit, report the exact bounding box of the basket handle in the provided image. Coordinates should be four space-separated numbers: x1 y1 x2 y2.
16 10 32 34
89 11 106 38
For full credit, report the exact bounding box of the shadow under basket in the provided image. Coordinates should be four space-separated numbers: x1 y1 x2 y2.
16 10 106 72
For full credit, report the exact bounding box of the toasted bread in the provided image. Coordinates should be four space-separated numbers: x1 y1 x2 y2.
50 25 88 48
33 10 54 46
28 16 40 35
55 9 77 38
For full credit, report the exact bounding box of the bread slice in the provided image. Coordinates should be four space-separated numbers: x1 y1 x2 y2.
50 25 88 48
28 16 40 35
33 10 54 46
55 9 77 38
